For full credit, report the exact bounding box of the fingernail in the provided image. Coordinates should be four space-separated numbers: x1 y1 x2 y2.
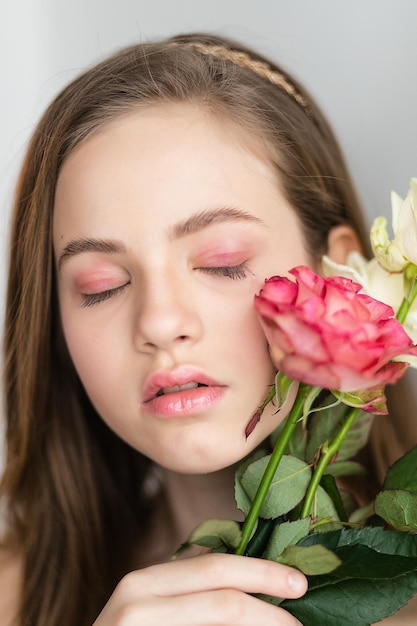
288 572 306 593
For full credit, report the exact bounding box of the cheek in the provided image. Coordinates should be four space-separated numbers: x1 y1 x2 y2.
210 277 276 370
62 322 128 430
60 308 118 399
225 299 275 380
63 327 98 391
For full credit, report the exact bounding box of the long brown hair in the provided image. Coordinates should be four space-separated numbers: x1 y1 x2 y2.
0 32 394 625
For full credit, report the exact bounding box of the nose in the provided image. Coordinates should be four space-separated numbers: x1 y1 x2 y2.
134 274 203 354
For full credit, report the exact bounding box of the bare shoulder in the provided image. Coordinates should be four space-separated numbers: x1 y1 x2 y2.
0 546 22 625
375 593 417 625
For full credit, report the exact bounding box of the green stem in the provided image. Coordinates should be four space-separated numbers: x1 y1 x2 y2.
235 383 311 556
396 276 417 324
300 406 360 519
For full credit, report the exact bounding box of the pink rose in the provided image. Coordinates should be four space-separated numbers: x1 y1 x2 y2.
255 266 417 412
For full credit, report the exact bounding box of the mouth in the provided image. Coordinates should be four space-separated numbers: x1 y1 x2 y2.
143 367 223 403
142 367 226 417
156 382 208 397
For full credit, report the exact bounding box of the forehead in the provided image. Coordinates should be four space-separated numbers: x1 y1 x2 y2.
52 101 296 254
54 103 282 216
57 102 277 184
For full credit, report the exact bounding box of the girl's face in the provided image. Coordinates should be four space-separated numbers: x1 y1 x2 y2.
53 104 310 473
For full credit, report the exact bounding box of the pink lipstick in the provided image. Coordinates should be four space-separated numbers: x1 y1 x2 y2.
142 367 226 418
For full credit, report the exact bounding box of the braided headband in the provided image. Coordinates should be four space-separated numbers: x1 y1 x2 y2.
175 42 310 114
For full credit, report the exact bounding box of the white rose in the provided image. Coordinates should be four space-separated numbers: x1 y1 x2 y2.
370 178 417 271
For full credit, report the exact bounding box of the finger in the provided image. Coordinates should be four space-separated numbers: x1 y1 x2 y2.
118 590 303 626
168 589 304 626
128 553 307 600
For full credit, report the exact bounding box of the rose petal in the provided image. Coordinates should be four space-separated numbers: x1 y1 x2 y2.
255 266 417 400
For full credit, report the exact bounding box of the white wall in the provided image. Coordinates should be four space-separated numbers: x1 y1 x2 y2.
0 0 416 426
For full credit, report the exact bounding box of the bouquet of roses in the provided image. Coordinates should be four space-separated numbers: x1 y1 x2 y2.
177 179 417 625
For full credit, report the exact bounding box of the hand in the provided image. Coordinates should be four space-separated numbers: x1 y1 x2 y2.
93 552 306 625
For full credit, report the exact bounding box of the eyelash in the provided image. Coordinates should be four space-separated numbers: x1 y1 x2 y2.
198 263 249 280
80 263 249 307
81 283 129 308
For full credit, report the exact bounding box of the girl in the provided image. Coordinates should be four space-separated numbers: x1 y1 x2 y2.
0 33 415 625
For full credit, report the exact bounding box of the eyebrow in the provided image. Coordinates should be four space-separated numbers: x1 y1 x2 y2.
57 238 126 269
168 206 264 239
57 206 264 269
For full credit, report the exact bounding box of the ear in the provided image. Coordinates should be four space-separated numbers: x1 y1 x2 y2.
325 225 362 265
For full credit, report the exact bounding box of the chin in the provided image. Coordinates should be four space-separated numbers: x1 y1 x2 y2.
154 455 233 475
155 440 261 475
142 404 286 474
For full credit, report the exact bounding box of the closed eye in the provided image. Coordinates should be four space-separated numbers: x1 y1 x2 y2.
81 283 129 308
197 263 249 280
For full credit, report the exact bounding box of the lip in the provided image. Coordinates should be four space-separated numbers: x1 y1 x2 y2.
142 366 227 418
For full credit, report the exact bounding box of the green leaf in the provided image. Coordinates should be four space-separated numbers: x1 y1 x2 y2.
348 501 375 525
305 400 371 463
264 518 310 561
275 371 297 409
339 489 359 520
270 418 307 460
299 527 417 578
278 528 417 625
336 410 373 462
301 526 417 557
320 474 348 522
383 444 417 493
305 401 371 464
375 490 417 532
305 400 346 462
278 544 342 576
246 518 277 558
241 455 311 518
307 485 340 528
324 460 366 477
234 448 266 515
301 386 322 428
187 519 242 551
328 543 417 578
281 572 417 626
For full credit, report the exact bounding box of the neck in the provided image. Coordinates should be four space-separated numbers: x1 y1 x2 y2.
140 464 243 566
162 465 243 543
